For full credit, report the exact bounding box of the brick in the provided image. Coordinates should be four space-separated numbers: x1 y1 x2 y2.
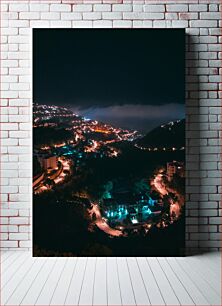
209 4 219 11
9 115 29 123
1 225 18 233
9 233 29 240
113 20 132 28
190 20 218 28
200 12 221 20
209 60 221 67
61 12 82 20
30 21 50 28
112 4 132 11
9 216 29 225
19 123 30 130
142 21 152 28
19 241 31 248
83 12 102 20
19 226 30 233
72 20 93 28
124 12 164 19
1 91 19 99
9 99 29 107
189 4 207 12
8 146 30 154
50 21 72 28
165 13 178 20
1 138 18 146
19 12 40 20
8 44 18 52
209 217 221 225
19 209 29 217
153 20 171 28
10 83 30 91
9 20 29 28
102 12 122 19
1 233 9 240
1 208 18 216
30 4 49 11
0 241 18 248
133 5 143 12
166 5 188 12
210 233 221 240
144 5 165 12
1 28 18 36
9 4 28 12
179 13 198 20
1 60 18 68
93 20 112 28
190 233 209 241
1 4 8 12
0 217 8 225
172 20 188 28
200 202 218 209
199 209 218 217
1 123 18 131
94 4 111 11
73 4 92 12
50 4 71 12
41 12 60 20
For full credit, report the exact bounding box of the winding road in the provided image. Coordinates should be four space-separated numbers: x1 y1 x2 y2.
89 203 123 237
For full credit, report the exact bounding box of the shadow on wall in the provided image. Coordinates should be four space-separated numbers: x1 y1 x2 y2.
186 34 207 256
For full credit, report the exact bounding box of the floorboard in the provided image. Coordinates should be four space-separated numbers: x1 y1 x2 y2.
64 257 87 306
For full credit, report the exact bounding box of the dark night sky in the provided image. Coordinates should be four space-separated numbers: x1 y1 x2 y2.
33 29 185 132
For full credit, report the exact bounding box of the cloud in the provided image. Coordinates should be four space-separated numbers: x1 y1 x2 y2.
72 103 184 132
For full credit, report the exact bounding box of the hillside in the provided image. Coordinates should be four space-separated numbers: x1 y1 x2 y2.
136 119 185 149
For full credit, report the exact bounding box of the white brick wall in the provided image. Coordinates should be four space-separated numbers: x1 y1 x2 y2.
0 0 221 252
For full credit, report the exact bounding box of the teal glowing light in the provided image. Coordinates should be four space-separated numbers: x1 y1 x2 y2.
146 208 152 214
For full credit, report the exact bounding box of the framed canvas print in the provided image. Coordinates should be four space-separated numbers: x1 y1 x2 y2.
33 29 185 256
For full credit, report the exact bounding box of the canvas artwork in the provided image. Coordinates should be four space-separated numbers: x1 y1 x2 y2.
33 29 185 256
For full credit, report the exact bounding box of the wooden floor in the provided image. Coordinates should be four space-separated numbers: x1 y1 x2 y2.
1 251 221 306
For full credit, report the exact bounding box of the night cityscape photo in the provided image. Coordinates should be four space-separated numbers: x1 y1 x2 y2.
33 29 185 256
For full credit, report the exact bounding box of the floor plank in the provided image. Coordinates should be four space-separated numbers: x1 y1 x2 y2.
78 257 96 306
21 258 56 305
2 252 22 274
1 252 29 289
137 257 165 305
167 257 210 305
147 257 180 305
157 257 195 305
187 256 220 294
5 258 46 305
107 257 122 306
93 257 107 305
127 257 150 305
0 251 14 263
35 258 67 305
1 255 35 305
50 257 77 305
176 257 221 305
64 257 87 306
117 257 136 305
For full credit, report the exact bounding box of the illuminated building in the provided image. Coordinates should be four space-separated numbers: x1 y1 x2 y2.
42 155 58 171
167 161 185 179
